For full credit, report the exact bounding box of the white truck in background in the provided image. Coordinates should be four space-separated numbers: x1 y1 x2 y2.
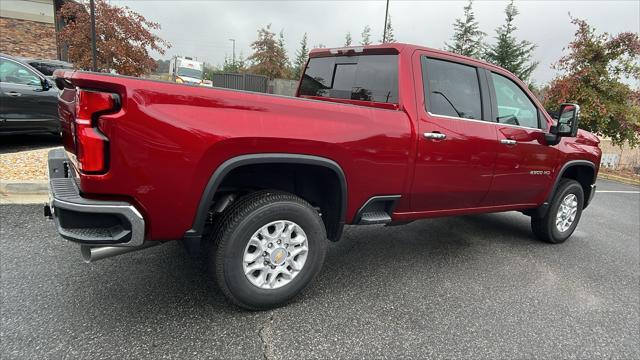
169 56 204 85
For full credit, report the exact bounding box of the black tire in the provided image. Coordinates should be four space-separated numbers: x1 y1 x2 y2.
531 179 584 244
208 190 327 310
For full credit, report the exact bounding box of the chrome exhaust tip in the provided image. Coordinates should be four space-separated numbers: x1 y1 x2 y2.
80 242 162 263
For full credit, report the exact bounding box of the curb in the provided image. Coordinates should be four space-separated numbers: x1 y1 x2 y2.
598 173 640 187
0 181 48 195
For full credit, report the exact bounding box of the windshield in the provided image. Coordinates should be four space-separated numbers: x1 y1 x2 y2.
177 67 202 79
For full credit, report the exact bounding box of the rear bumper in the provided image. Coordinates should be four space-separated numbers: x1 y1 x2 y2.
45 148 145 246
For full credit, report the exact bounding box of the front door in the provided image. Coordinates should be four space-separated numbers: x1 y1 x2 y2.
482 71 558 206
410 54 498 212
0 57 56 132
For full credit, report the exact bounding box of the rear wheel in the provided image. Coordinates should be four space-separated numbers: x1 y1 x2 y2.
208 190 327 310
531 179 584 244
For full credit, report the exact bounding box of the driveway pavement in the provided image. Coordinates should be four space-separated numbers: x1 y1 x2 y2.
1 179 638 359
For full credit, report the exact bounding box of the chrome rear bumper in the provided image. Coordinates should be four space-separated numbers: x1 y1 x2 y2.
45 148 145 247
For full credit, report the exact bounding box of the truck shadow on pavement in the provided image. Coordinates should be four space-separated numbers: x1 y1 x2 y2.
67 211 540 313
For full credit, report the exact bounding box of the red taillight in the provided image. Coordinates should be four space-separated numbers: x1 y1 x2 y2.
74 89 118 173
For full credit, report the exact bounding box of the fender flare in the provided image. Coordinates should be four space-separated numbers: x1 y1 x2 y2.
534 160 596 218
184 153 348 241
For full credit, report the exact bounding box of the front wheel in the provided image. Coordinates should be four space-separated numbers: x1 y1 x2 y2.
208 190 327 310
531 179 584 244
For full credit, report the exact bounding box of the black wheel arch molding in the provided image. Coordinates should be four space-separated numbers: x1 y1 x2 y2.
532 159 597 218
184 153 348 243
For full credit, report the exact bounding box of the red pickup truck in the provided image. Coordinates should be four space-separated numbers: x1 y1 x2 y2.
46 43 601 309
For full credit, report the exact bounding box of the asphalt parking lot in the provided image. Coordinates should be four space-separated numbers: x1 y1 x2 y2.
1 179 638 359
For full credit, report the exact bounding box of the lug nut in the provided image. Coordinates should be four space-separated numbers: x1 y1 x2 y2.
263 252 268 256
264 261 269 265
277 240 282 244
268 243 273 248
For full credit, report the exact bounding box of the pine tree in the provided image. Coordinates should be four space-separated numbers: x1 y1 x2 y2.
361 25 372 45
345 32 352 46
292 33 309 80
223 52 246 73
248 24 289 79
483 0 538 82
381 14 396 43
278 29 291 78
445 0 485 58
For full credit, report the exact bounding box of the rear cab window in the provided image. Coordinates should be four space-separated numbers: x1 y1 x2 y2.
299 54 399 107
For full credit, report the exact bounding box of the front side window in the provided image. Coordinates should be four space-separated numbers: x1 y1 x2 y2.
299 54 398 103
491 72 539 128
423 57 482 120
0 58 41 86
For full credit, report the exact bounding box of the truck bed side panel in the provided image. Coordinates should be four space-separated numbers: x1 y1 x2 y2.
66 73 413 240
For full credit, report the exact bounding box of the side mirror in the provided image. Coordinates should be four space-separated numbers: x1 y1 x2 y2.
545 103 580 146
556 103 580 137
41 78 51 91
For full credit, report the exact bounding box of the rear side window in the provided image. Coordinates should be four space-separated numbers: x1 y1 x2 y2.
29 62 54 76
299 55 398 103
422 57 482 120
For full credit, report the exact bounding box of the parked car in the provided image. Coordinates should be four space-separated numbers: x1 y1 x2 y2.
45 43 601 310
0 54 60 135
22 58 74 78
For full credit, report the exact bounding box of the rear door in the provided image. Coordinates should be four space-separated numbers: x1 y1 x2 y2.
410 53 498 212
481 70 558 206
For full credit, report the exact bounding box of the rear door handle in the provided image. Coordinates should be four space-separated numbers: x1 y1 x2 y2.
500 139 517 145
4 91 21 97
423 132 446 140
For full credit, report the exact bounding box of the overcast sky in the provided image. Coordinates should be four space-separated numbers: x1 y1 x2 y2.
112 0 640 85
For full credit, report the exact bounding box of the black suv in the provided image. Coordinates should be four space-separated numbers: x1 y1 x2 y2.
23 58 74 78
0 54 60 135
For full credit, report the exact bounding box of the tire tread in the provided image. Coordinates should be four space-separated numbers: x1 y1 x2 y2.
531 178 583 244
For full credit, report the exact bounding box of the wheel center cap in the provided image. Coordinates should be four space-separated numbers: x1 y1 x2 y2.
270 248 287 266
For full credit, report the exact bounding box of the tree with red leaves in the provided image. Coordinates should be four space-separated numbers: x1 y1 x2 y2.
58 0 170 76
544 18 640 146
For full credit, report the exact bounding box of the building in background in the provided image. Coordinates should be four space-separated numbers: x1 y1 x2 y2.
0 0 69 61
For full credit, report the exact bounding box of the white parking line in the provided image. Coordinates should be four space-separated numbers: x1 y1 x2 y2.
596 190 640 194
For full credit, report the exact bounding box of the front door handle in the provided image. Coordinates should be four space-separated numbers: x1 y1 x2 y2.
424 132 447 140
4 91 21 97
500 139 517 145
